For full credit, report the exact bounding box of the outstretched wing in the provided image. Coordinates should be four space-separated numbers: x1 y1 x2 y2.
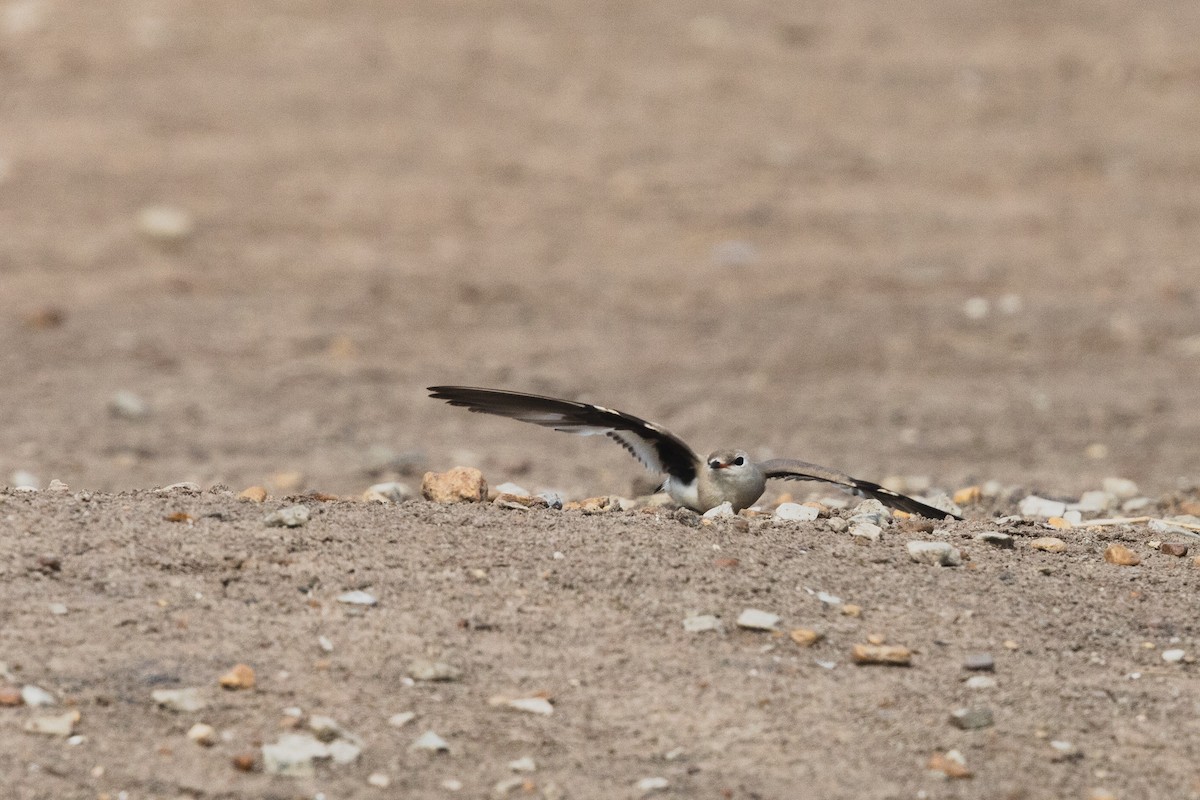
759 458 961 520
428 386 700 484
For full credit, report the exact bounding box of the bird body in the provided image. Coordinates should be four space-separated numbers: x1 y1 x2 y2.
428 386 959 520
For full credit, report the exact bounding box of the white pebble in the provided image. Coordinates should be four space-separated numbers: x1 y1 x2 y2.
409 730 450 752
850 522 882 542
683 614 722 633
48 603 68 616
387 711 416 728
962 297 990 320
336 590 377 606
906 541 963 567
508 756 537 772
493 482 530 496
367 772 391 788
1019 495 1067 518
1074 490 1113 513
108 390 150 420
636 776 670 795
505 697 554 716
736 608 780 631
137 204 194 245
964 675 998 690
702 501 735 519
774 502 819 522
318 635 334 653
1162 649 1186 663
1102 477 1139 500
264 504 310 528
21 685 56 707
10 470 39 490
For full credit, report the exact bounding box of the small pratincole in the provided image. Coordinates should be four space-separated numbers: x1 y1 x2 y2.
428 385 960 520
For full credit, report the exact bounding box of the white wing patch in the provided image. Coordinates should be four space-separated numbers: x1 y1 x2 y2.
606 429 667 474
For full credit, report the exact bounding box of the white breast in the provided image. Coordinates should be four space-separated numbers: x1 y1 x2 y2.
663 476 702 512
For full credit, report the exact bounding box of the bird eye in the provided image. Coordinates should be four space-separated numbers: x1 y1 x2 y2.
733 456 745 466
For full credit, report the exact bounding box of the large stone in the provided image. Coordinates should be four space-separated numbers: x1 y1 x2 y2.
1103 544 1141 566
422 468 487 503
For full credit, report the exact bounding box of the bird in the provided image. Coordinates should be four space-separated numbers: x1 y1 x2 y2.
428 385 960 520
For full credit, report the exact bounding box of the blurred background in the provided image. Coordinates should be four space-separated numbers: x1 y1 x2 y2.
1 1 1197 500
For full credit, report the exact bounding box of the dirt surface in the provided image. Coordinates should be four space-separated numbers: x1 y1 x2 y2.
2 1 1200 798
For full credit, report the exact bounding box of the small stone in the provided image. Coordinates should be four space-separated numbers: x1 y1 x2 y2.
46 479 69 492
328 739 362 765
409 730 450 752
841 604 862 617
683 614 722 633
219 663 255 690
1046 516 1073 529
108 390 150 420
508 756 537 772
1030 537 1067 553
307 714 347 741
0 686 22 706
231 751 257 772
851 644 912 666
388 711 416 728
1102 477 1139 500
1160 542 1189 557
501 696 555 716
826 517 849 533
318 635 334 653
494 777 526 797
906 541 962 566
636 776 670 795
952 486 982 505
976 531 1014 548
263 504 310 528
564 495 621 513
137 204 195 246
965 675 998 690
850 522 882 542
774 502 819 522
10 470 39 490
262 733 330 777
702 501 735 519
1149 519 1189 535
363 481 414 503
337 590 378 606
1103 544 1141 566
962 653 995 671
367 772 392 788
1075 490 1113 513
493 482 530 497
20 685 56 707
1049 740 1082 762
736 608 781 631
421 467 488 504
187 723 217 746
949 707 994 730
24 709 80 737
815 591 842 606
238 486 268 502
407 660 461 682
1122 496 1153 513
1020 495 1067 518
1162 649 1186 663
928 749 972 778
962 296 989 320
152 687 206 712
48 603 68 616
442 778 464 791
493 492 549 511
789 628 824 647
157 480 202 493
849 499 890 526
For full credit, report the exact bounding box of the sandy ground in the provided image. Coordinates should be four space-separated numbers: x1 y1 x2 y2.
2 1 1200 798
